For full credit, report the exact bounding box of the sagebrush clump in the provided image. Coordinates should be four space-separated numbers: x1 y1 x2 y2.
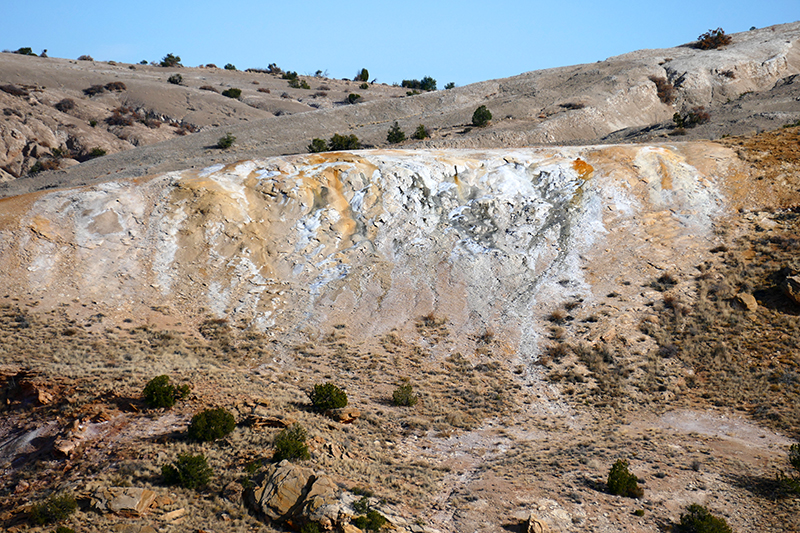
472 105 492 127
162 453 213 490
142 375 190 409
676 504 732 533
217 132 236 149
167 73 183 85
29 492 77 525
309 382 348 411
696 28 732 50
607 459 643 498
273 423 310 462
188 407 236 441
387 122 406 144
392 382 418 407
221 87 242 98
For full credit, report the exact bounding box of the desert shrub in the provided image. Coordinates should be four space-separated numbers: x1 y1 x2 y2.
224 63 236 70
273 423 310 462
175 122 199 135
167 73 182 85
199 85 219 92
308 138 328 153
472 105 492 127
607 459 643 498
89 119 97 127
55 98 75 112
160 53 181 67
360 82 369 90
696 28 732 50
648 76 676 104
267 63 282 74
107 109 134 126
162 453 213 490
445 82 455 90
188 407 236 441
560 102 585 110
392 382 418 407
83 84 106 96
406 90 421 96
308 382 348 411
104 81 127 92
280 92 292 99
402 77 436 91
676 504 732 533
356 68 369 82
222 87 242 98
352 510 387 532
87 148 106 158
651 272 678 291
15 47 36 56
28 159 60 175
216 132 236 150
353 496 370 514
142 375 190 409
328 133 360 151
29 492 77 525
77 54 93 61
412 124 430 140
0 84 28 97
347 93 362 104
301 523 322 533
282 71 299 80
289 78 310 89
257 87 271 93
54 527 76 533
685 106 710 127
790 443 800 473
387 122 406 144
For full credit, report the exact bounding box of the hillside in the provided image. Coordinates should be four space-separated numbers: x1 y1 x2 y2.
1 22 800 533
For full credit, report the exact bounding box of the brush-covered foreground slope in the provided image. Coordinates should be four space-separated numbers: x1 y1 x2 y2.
2 22 800 199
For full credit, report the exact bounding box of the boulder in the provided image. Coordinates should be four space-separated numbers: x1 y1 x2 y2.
246 460 348 529
326 407 361 424
735 292 758 312
783 276 800 305
91 487 157 517
526 513 550 533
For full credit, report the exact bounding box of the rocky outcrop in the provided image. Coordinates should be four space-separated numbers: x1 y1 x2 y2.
783 275 800 305
91 487 157 517
0 145 741 355
245 460 348 530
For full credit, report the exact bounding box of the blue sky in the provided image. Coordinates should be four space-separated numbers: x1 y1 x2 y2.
2 1 797 87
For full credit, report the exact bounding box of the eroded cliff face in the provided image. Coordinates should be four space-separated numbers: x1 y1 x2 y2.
0 144 744 356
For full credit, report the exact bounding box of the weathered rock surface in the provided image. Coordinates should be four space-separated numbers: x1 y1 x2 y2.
783 275 800 305
246 460 347 529
91 487 157 516
0 144 747 356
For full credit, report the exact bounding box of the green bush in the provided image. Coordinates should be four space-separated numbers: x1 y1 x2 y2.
308 138 328 153
282 70 299 80
167 73 182 85
392 383 418 406
353 495 370 514
142 375 190 409
472 105 492 127
188 407 236 441
676 504 732 533
356 68 369 82
360 82 369 90
607 459 643 498
15 47 36 56
162 453 213 490
29 492 77 525
54 527 76 533
273 423 310 462
308 382 348 411
221 87 242 98
88 148 106 159
217 132 236 150
387 122 406 144
352 510 387 532
445 82 455 90
696 28 732 50
224 63 236 70
289 78 310 89
402 77 437 91
347 93 362 104
160 53 181 67
328 133 360 151
301 522 322 533
790 443 800 473
412 125 430 140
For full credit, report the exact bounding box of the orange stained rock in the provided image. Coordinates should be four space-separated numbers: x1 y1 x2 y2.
572 158 594 180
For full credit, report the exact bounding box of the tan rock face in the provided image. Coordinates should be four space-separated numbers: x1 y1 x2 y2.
0 145 741 356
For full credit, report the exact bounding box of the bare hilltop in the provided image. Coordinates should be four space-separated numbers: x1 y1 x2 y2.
1 22 800 533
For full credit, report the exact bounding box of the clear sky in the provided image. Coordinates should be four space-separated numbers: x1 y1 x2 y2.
2 1 797 87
